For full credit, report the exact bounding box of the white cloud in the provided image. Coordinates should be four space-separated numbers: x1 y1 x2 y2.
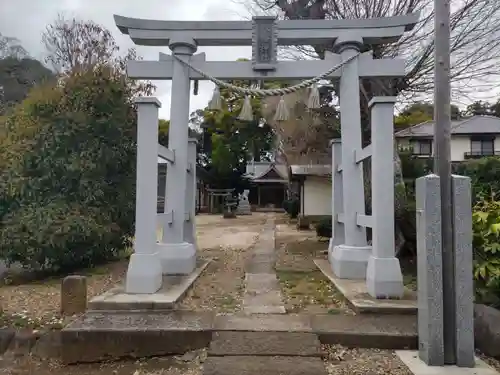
0 0 252 119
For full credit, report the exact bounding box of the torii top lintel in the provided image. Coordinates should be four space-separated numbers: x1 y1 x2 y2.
113 13 419 48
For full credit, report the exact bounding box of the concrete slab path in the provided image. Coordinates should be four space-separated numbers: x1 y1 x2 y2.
242 216 286 314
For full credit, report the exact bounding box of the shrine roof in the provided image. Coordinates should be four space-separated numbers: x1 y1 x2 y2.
244 162 288 182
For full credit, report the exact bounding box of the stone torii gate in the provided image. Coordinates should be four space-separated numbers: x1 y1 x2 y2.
115 13 419 295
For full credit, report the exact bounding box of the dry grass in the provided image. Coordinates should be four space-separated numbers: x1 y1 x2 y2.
277 269 348 314
0 260 128 329
177 245 250 313
0 214 270 327
323 345 412 375
274 223 351 314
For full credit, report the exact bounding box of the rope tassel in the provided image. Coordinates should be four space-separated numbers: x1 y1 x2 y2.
274 96 289 122
208 86 222 110
238 95 254 121
307 84 320 110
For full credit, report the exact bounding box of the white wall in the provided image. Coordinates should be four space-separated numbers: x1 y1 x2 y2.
450 136 470 161
397 136 500 162
302 176 332 216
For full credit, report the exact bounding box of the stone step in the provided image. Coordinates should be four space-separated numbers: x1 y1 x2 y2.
213 313 418 350
61 311 213 364
208 331 322 357
203 356 328 375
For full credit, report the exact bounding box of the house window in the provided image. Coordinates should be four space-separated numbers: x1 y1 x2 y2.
413 140 432 155
470 138 494 156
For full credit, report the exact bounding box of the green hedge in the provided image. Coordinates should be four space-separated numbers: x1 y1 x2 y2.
283 198 299 219
454 157 500 201
0 67 141 272
315 216 332 238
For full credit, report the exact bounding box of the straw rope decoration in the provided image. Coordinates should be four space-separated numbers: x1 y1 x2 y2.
174 52 361 122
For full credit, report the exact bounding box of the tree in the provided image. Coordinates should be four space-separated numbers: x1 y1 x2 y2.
262 87 340 166
249 0 500 138
491 100 500 118
0 19 153 272
0 32 28 59
158 119 170 146
0 33 52 115
464 100 500 117
193 77 276 190
158 118 201 147
395 102 462 130
201 79 276 174
395 102 433 130
0 57 55 115
43 14 127 74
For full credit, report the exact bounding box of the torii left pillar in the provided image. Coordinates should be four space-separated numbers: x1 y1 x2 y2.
159 37 198 274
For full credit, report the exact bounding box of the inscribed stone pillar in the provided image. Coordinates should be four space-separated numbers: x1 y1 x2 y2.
365 97 404 298
451 175 475 367
328 139 345 269
125 97 163 294
330 38 371 280
156 38 198 275
416 174 444 366
184 138 198 248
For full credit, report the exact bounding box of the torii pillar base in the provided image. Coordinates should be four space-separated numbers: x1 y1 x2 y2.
158 242 196 275
125 252 163 294
331 244 372 280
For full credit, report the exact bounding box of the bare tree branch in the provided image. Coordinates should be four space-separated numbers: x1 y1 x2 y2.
247 0 500 102
42 14 120 74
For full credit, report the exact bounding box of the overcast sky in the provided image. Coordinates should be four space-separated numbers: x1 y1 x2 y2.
0 0 255 119
1 0 498 118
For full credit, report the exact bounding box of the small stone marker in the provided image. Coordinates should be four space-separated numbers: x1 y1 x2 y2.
61 275 87 315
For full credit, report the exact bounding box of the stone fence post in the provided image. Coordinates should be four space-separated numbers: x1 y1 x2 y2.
125 97 163 294
328 139 345 270
365 96 404 298
184 138 197 248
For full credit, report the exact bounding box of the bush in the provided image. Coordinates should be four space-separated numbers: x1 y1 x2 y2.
472 198 500 307
0 67 144 272
283 198 299 219
399 149 431 181
454 157 500 202
316 217 332 238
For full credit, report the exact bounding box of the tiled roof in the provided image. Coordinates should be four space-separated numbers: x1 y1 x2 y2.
395 116 500 137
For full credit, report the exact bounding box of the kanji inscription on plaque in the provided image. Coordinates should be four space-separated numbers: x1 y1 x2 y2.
252 16 277 71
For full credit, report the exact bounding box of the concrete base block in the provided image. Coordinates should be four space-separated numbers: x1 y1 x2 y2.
396 351 498 375
158 242 196 275
366 255 404 299
328 238 334 265
331 244 372 280
125 252 163 294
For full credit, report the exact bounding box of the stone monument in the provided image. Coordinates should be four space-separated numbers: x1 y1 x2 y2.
236 190 251 215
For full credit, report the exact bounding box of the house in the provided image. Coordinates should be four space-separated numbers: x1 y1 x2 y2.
289 164 332 221
244 161 288 210
395 115 500 161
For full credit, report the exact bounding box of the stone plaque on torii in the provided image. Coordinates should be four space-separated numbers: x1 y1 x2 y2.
114 13 418 294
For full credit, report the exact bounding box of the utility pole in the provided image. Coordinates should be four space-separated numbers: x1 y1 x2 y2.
433 0 456 364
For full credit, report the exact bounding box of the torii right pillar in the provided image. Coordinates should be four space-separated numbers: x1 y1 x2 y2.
330 36 372 279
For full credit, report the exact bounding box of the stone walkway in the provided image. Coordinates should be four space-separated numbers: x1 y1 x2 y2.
242 216 286 314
